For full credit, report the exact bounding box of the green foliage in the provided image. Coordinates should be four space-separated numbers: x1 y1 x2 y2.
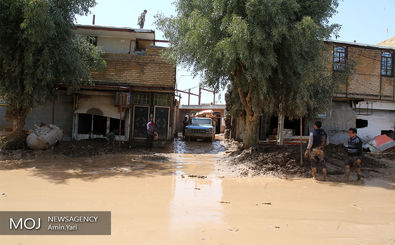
0 0 105 129
157 0 342 146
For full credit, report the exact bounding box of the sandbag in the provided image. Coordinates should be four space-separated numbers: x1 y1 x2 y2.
26 124 63 150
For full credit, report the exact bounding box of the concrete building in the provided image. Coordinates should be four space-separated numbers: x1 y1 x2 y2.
230 39 395 144
2 24 177 141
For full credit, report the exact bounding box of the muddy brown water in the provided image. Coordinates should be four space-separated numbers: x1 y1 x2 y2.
0 139 394 244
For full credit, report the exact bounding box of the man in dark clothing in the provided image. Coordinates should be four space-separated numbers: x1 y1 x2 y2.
182 115 189 137
146 117 157 150
345 128 363 181
304 121 329 180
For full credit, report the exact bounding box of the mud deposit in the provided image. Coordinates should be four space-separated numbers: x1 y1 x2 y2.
0 139 394 244
220 140 393 179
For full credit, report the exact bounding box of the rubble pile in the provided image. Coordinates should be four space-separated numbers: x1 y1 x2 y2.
223 142 310 177
221 140 390 178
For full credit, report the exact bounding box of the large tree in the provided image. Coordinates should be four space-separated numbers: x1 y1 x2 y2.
0 0 105 133
156 0 341 148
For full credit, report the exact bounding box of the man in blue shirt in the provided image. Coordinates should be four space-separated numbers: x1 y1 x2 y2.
305 121 329 180
345 128 363 181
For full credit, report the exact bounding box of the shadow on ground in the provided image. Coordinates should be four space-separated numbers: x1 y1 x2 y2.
0 137 226 184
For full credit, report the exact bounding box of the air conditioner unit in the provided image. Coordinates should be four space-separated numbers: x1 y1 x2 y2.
115 92 131 106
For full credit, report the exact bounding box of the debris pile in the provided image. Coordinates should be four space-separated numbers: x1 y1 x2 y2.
223 143 310 177
220 140 390 178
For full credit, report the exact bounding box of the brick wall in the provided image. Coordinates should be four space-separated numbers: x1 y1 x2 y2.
91 46 176 88
327 42 395 100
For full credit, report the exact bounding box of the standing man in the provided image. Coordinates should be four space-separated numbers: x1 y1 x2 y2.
146 117 157 150
182 115 189 137
345 128 363 181
304 121 329 180
137 10 148 29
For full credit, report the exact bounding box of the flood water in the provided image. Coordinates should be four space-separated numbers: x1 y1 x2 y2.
0 138 394 244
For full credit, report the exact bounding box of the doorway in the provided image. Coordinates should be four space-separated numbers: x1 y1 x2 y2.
133 106 149 138
154 106 169 140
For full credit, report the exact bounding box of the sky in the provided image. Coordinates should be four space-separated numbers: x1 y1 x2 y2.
76 0 395 105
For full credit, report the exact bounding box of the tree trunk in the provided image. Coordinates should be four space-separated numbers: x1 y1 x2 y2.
8 105 29 134
242 113 260 148
13 115 26 132
232 63 261 149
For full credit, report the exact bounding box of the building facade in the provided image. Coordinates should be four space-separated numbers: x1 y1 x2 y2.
230 39 395 144
320 40 395 143
21 24 177 141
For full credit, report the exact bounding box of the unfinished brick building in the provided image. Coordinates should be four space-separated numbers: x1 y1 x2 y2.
23 24 177 141
231 39 395 144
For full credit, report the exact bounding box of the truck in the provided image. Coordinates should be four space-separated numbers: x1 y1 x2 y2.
184 117 215 142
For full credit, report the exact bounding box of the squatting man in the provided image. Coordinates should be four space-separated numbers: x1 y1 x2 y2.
305 121 363 181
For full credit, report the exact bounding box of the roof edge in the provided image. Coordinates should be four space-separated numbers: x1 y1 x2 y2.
75 24 155 34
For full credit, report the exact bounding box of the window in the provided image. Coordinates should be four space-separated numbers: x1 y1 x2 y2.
110 118 125 136
356 119 368 128
133 93 151 105
87 36 97 46
92 115 107 135
154 94 171 106
78 114 92 134
191 118 212 125
333 46 347 71
381 52 393 76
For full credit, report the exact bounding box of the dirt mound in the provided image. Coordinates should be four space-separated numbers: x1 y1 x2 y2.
221 140 390 178
222 143 310 177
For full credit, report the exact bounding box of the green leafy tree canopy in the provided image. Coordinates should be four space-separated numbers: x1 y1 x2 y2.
0 0 105 131
156 0 341 148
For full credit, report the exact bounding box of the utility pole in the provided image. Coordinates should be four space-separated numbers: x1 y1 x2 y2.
300 117 303 165
119 93 123 146
198 87 202 105
200 87 216 105
213 91 216 105
188 89 191 105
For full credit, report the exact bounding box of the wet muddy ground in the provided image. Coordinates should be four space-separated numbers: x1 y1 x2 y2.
0 138 394 244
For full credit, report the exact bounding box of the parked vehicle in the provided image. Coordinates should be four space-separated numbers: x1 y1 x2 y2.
184 117 215 142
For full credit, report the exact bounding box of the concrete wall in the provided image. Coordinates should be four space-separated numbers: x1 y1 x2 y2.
309 101 356 144
310 100 395 144
356 110 395 142
97 37 135 54
25 92 74 140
